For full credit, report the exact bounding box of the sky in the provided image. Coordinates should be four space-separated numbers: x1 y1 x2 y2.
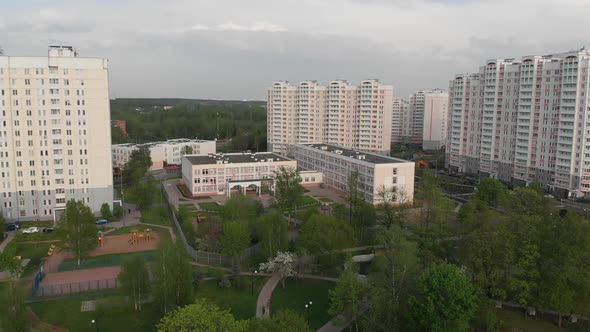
1 0 589 100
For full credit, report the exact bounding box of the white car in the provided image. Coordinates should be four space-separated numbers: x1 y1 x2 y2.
22 227 40 234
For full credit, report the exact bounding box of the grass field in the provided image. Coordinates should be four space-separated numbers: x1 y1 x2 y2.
317 197 334 203
492 308 581 332
271 278 334 329
198 202 223 213
195 276 265 320
58 251 158 271
300 196 320 206
3 240 51 276
140 205 172 226
31 295 161 332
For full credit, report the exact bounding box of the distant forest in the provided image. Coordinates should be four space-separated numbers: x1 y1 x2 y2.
110 98 267 152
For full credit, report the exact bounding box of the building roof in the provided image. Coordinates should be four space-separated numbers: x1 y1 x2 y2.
185 152 292 166
112 139 214 149
298 144 412 165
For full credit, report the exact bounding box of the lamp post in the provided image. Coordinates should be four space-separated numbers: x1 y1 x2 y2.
305 301 312 324
251 270 258 295
91 319 98 332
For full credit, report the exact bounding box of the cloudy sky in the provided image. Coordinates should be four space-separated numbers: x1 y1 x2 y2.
1 0 589 100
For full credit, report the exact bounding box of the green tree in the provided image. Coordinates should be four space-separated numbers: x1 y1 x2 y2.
259 251 297 288
347 170 362 225
463 215 514 299
408 263 477 332
247 309 312 332
273 167 304 223
256 209 288 259
0 281 30 332
297 214 356 267
123 146 152 186
221 221 250 267
111 125 127 144
118 255 150 311
416 170 453 233
508 215 541 309
155 241 194 314
156 300 243 332
222 193 262 224
57 200 98 266
377 185 410 228
100 203 112 220
329 270 366 332
181 145 193 155
475 178 509 207
0 246 24 279
363 225 421 332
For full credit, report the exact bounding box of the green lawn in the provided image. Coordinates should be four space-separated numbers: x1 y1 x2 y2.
300 196 320 206
317 197 334 203
107 224 159 236
141 205 172 226
31 295 161 332
195 276 265 320
3 240 50 276
492 308 578 332
58 251 158 271
198 202 223 213
271 278 334 329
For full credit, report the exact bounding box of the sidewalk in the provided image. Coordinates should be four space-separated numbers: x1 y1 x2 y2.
0 232 15 252
256 273 281 318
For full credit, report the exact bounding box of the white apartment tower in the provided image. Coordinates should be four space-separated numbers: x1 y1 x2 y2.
400 89 449 150
446 48 590 198
267 79 393 156
391 97 408 144
0 46 113 220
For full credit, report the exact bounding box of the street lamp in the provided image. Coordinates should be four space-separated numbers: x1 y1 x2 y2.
251 270 258 295
91 319 98 332
305 301 312 324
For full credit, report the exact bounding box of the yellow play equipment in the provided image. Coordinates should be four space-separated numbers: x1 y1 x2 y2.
128 229 153 245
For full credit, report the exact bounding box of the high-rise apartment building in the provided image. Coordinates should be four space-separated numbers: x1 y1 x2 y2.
391 97 408 144
446 48 590 198
0 46 112 221
267 79 393 155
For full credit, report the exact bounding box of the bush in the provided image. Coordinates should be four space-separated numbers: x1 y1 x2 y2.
218 276 231 288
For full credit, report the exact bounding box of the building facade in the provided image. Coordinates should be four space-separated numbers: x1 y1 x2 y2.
267 79 393 156
391 97 409 144
112 139 216 170
182 152 297 197
446 48 590 198
0 46 113 220
288 144 414 205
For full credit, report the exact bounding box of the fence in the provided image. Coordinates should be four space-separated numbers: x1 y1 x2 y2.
34 278 119 297
161 184 261 268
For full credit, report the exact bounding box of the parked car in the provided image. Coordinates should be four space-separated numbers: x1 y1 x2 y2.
95 219 108 225
22 227 40 234
42 227 54 233
5 224 20 231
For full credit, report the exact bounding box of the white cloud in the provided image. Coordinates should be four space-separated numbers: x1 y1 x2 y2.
191 21 288 33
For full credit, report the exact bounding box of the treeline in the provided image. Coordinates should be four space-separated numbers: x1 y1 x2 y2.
110 99 267 152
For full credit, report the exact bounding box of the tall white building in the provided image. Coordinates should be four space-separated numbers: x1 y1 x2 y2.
112 139 216 170
446 48 590 198
0 46 113 220
267 79 393 156
391 97 408 144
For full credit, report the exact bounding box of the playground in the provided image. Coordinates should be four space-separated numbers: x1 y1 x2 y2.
93 229 159 256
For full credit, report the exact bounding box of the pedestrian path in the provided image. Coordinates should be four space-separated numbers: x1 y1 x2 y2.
0 232 15 252
256 273 281 318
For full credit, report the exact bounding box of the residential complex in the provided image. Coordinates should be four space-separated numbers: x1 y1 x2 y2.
391 97 409 144
391 89 448 150
446 48 590 198
288 143 414 205
267 79 393 156
112 139 216 170
0 46 112 220
182 152 297 197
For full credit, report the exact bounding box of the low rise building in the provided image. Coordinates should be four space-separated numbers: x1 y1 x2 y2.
289 144 415 205
112 139 216 170
182 152 297 197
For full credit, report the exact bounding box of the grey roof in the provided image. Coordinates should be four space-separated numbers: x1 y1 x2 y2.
299 144 412 164
185 152 291 165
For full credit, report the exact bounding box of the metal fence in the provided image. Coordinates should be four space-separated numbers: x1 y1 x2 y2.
34 278 119 297
161 184 261 268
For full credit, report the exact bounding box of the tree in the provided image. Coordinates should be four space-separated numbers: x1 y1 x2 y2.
222 193 262 224
100 203 112 220
119 255 150 311
408 263 477 332
0 281 30 332
259 251 297 288
122 146 152 186
154 241 194 314
347 169 362 225
363 225 420 332
221 221 250 267
377 185 410 228
329 271 366 332
248 309 312 332
181 145 193 155
156 300 243 332
57 200 98 266
475 177 509 207
273 167 304 223
256 209 288 259
0 246 24 279
297 214 356 267
111 125 127 144
415 170 453 233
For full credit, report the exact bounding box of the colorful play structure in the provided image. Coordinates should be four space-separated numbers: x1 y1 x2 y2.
128 229 153 245
47 244 56 256
97 230 104 247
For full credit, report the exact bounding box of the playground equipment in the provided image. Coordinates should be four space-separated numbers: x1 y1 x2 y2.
128 229 153 245
47 244 56 256
97 230 104 247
